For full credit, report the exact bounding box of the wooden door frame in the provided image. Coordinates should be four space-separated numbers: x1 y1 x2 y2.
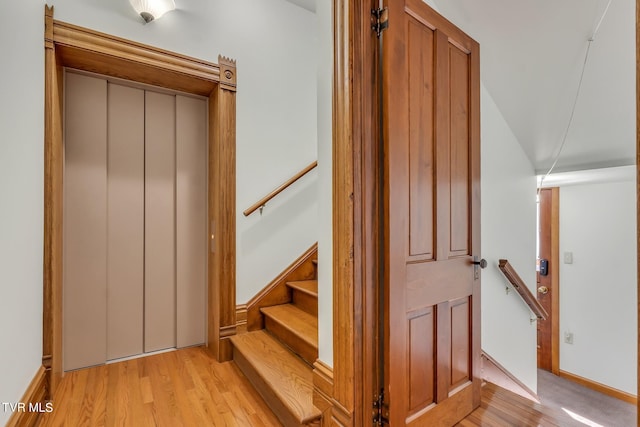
537 187 560 375
636 1 640 424
42 6 237 397
329 0 378 425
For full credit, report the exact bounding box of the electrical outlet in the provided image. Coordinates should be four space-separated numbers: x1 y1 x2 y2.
564 332 574 344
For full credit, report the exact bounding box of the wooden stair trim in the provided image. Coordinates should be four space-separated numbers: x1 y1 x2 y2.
481 351 538 402
287 280 318 297
231 330 321 425
312 359 334 423
246 244 318 331
261 304 318 364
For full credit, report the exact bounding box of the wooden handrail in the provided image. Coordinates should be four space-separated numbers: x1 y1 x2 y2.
243 161 318 216
498 259 548 321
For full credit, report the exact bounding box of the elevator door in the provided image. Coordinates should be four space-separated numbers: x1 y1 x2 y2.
63 71 207 371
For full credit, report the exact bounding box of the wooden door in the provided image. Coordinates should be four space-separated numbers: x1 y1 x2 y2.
382 0 481 424
537 187 558 371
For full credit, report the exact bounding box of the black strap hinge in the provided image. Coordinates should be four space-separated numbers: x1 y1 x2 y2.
372 7 389 38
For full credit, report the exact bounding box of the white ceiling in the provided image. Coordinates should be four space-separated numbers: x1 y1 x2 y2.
432 0 636 174
286 0 635 174
284 0 315 13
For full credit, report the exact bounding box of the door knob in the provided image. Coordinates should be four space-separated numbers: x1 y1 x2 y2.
472 259 487 269
537 286 549 295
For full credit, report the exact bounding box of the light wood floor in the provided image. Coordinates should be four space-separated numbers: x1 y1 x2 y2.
39 346 582 427
459 382 579 427
38 346 283 426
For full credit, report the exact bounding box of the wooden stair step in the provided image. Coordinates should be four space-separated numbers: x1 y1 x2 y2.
231 330 321 426
261 304 318 365
287 280 318 297
287 280 318 317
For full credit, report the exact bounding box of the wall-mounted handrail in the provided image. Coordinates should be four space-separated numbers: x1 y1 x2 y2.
243 161 318 216
498 259 548 321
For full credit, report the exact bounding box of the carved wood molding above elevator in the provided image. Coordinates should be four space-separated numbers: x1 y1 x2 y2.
43 5 237 397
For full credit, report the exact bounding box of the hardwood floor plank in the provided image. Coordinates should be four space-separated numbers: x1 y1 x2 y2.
39 347 281 426
459 382 578 427
66 365 90 424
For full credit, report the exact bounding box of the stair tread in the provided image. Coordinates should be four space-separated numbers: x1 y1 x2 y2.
261 304 318 349
231 330 321 424
287 280 318 297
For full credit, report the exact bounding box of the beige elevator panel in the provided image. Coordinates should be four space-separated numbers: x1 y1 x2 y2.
106 83 145 360
176 95 207 348
64 73 207 370
64 73 108 371
144 91 177 353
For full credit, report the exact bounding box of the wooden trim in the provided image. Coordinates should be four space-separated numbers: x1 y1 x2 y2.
636 0 640 423
480 351 538 401
5 365 48 427
313 360 335 426
43 6 64 395
43 7 237 397
498 259 548 320
331 0 378 425
243 161 318 216
559 370 637 405
246 243 317 331
333 0 355 424
550 187 560 375
236 304 248 334
208 58 237 362
52 20 221 96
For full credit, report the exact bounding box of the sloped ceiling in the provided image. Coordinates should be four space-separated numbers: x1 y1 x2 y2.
432 0 636 173
284 0 315 13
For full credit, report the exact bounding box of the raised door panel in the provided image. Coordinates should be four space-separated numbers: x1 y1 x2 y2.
176 95 207 348
408 17 436 261
449 44 471 257
63 72 108 371
106 83 145 361
145 91 177 353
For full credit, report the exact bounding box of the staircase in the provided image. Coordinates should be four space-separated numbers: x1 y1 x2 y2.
231 258 321 426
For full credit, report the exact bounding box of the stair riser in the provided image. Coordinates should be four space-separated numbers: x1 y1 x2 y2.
233 348 305 427
264 317 318 366
292 290 318 317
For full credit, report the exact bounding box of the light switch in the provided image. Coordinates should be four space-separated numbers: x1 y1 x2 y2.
564 252 573 264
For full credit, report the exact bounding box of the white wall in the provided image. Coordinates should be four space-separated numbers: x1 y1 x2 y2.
316 0 333 366
559 179 637 395
49 0 318 304
481 85 539 393
0 1 45 424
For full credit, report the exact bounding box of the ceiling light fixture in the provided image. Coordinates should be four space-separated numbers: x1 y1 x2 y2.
129 0 176 23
